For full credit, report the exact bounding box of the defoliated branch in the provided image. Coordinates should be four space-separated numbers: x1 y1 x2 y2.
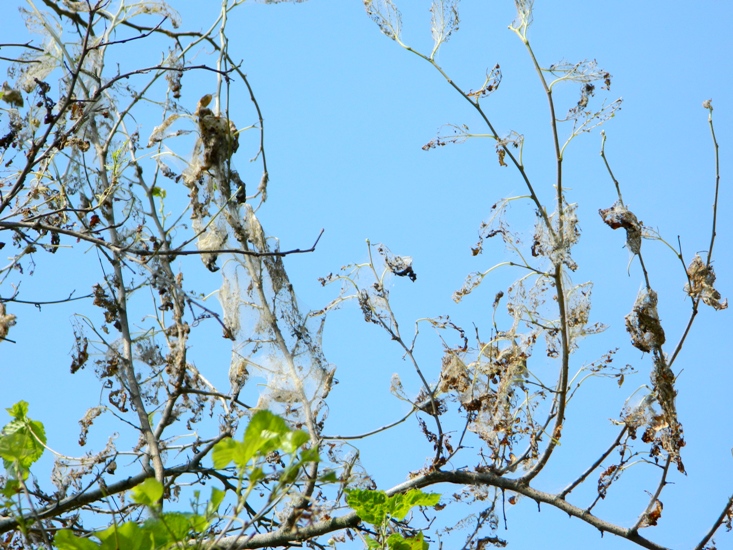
0 221 324 259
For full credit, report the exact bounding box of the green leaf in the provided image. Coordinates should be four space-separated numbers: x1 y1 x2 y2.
131 478 163 506
247 410 289 438
151 186 166 198
248 466 264 484
131 512 208 546
157 512 196 542
0 478 20 498
187 513 209 534
206 486 225 518
281 448 320 485
346 488 389 525
212 437 238 469
347 489 441 528
213 411 306 471
0 432 38 473
6 401 29 420
389 489 440 521
96 521 151 550
298 447 320 464
280 429 309 453
387 532 407 549
281 463 301 485
138 517 170 548
54 529 101 550
0 405 46 472
28 419 46 447
319 470 338 483
246 410 289 455
388 531 428 550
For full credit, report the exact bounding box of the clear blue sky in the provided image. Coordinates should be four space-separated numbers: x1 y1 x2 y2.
2 2 732 548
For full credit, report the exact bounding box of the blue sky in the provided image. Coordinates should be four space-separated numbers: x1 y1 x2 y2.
2 1 732 548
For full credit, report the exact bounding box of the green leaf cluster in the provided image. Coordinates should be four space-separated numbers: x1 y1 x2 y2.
1 409 319 548
346 488 440 550
55 410 313 550
55 480 224 550
212 409 317 484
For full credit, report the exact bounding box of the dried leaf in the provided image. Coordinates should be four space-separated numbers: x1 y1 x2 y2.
1 82 24 108
641 499 663 528
684 254 728 310
0 302 17 342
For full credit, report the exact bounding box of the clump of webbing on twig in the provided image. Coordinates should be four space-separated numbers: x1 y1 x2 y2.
599 201 641 256
650 354 685 473
194 218 228 272
437 314 538 472
377 243 417 282
532 201 580 270
195 94 239 174
625 288 665 353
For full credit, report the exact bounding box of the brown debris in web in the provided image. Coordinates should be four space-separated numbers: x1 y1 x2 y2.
78 407 103 447
625 288 665 353
532 201 580 270
376 243 417 282
70 326 89 374
684 254 728 310
651 353 685 473
195 94 239 173
438 353 471 393
442 329 536 472
599 201 641 255
619 356 686 473
619 368 685 474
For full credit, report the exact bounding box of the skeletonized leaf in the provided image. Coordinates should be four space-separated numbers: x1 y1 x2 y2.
453 271 485 303
430 0 460 51
147 114 183 147
121 1 182 29
548 59 610 85
512 0 534 32
467 65 502 100
364 0 402 41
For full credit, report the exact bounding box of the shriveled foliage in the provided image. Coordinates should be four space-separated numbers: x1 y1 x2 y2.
0 2 728 550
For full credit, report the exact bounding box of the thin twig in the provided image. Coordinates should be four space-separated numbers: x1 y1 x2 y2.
693 494 733 550
322 410 414 441
631 455 671 533
0 221 324 259
559 426 627 499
